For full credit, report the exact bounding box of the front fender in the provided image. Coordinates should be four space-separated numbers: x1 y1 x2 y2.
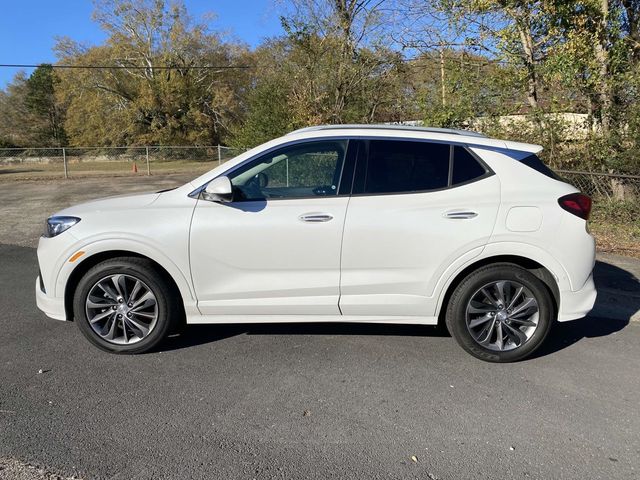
52 234 196 310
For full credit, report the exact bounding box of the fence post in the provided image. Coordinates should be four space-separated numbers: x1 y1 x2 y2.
217 145 222 165
146 146 150 176
62 147 68 179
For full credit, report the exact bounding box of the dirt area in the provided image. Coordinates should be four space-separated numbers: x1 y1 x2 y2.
1 174 193 247
590 222 640 258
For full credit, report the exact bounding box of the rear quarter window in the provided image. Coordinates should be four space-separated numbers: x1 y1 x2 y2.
451 146 487 185
519 154 561 180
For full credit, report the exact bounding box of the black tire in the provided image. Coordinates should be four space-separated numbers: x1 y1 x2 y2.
73 257 181 354
445 263 554 362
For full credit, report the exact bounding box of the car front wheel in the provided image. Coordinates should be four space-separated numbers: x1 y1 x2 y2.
445 263 554 362
73 257 179 354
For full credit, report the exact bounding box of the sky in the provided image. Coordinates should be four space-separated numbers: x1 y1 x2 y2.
0 0 284 88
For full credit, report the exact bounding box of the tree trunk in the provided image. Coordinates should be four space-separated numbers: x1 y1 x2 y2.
333 0 358 122
440 48 446 107
594 0 612 133
514 17 539 109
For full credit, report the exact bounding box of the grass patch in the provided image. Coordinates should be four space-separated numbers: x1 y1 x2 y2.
0 159 223 181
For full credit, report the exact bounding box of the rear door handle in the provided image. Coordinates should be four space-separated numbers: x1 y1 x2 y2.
299 213 334 223
443 210 478 219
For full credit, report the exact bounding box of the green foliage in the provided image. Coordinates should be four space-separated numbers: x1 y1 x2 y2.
25 65 67 146
231 2 410 147
0 67 66 147
228 71 294 148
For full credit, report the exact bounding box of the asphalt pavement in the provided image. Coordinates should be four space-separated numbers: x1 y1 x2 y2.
0 243 639 479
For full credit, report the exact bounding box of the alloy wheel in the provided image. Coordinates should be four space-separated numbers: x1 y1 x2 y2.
85 273 159 345
465 280 540 352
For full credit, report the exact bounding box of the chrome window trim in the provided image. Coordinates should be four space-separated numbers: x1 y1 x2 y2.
188 135 495 200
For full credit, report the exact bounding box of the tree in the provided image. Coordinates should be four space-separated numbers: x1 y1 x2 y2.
24 65 67 146
230 0 412 148
0 67 66 147
0 73 30 146
280 0 407 125
228 40 296 148
55 0 248 146
406 50 522 127
435 0 565 111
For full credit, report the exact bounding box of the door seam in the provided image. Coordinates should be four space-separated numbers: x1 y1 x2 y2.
337 195 352 315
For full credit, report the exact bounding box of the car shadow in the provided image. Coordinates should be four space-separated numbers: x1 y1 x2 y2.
161 322 448 352
162 259 639 358
530 315 629 359
531 258 638 358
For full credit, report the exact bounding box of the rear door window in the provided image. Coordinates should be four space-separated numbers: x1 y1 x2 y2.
364 140 450 194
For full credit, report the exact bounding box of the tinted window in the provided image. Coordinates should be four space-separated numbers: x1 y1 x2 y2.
520 154 561 180
365 140 450 194
451 146 486 185
228 140 346 200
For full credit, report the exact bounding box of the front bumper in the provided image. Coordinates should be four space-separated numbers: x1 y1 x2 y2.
557 274 597 322
35 277 67 321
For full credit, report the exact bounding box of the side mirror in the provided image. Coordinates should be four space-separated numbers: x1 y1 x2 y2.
203 176 233 203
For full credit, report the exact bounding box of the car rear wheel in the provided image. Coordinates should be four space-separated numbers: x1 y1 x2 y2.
73 257 179 354
445 263 554 362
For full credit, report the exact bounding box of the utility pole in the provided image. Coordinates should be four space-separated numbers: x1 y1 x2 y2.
62 147 68 179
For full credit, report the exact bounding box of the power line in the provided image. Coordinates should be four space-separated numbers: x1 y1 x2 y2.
0 63 253 70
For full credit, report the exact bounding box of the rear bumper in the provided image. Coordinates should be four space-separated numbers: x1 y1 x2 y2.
35 277 67 321
557 274 597 322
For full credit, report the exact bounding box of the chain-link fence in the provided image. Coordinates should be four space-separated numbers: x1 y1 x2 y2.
1 148 638 202
0 146 246 180
557 170 640 202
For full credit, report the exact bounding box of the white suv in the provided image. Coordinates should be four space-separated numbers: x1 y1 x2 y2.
36 125 596 362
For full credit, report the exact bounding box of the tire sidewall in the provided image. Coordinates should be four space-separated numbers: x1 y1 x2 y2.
446 265 553 362
73 259 171 354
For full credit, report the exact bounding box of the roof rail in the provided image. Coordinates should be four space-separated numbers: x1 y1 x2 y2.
287 124 487 138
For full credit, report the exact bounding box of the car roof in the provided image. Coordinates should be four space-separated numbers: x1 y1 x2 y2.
288 124 488 138
286 124 543 154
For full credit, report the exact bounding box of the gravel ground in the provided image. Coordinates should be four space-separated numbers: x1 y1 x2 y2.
0 458 81 480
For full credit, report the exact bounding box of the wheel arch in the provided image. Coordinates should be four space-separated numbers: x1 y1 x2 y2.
63 250 188 322
436 254 560 325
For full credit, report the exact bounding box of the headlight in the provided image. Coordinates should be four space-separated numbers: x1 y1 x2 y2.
44 216 80 238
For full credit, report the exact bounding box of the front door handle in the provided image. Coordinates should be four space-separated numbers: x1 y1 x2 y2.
299 212 334 223
444 210 478 220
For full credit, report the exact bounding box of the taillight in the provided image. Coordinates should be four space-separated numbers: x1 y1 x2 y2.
558 193 592 220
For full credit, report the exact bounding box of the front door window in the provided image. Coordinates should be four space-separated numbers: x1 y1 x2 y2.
227 140 347 201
